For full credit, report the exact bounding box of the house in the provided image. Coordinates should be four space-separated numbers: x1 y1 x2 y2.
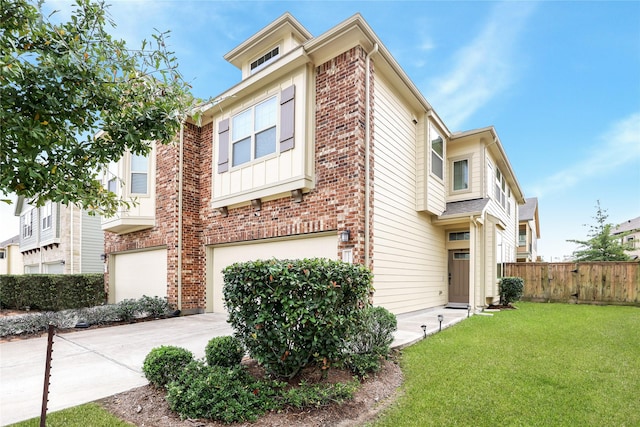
0 235 22 275
102 13 525 314
613 216 640 259
14 197 104 273
517 197 540 262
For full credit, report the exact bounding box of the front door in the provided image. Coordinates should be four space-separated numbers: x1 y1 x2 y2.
448 250 470 303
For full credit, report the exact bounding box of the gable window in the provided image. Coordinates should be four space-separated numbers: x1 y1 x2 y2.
449 231 470 241
431 128 444 179
130 153 148 194
250 47 280 74
22 209 33 238
41 202 52 230
453 159 469 191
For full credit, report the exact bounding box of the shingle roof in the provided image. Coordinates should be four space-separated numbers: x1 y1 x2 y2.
614 216 640 234
0 235 19 248
440 198 490 217
519 197 538 221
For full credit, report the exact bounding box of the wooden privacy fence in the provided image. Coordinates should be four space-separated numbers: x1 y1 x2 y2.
504 262 640 306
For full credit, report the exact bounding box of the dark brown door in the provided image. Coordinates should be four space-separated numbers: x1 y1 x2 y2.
449 250 470 303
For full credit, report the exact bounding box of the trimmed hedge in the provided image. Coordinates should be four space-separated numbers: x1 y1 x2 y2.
0 274 105 311
223 258 373 379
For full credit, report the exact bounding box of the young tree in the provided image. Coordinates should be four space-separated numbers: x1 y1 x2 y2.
567 201 632 262
1 0 197 215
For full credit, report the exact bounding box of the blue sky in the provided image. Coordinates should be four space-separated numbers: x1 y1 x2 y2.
1 0 639 261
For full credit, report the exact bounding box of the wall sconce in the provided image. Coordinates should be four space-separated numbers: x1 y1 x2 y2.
339 230 350 242
251 199 262 211
437 314 444 332
60 260 65 265
217 206 228 217
421 324 427 338
291 189 303 203
467 304 471 318
100 253 107 262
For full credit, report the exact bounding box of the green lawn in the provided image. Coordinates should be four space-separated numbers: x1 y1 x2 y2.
373 302 640 427
8 403 132 427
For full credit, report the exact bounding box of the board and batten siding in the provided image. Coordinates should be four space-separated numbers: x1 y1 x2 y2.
373 76 447 314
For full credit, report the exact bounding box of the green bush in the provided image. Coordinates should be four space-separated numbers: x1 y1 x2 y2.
115 299 140 322
343 306 397 376
138 295 172 317
166 360 281 423
0 274 105 311
223 258 373 379
142 346 194 387
279 380 358 409
499 277 524 305
205 336 245 368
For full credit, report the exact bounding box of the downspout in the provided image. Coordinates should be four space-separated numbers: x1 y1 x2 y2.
365 43 378 268
177 124 184 311
69 204 73 273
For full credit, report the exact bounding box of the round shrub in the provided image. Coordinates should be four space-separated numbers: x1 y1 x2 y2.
166 360 277 423
205 335 245 367
142 345 193 387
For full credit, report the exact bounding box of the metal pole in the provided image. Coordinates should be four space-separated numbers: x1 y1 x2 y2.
40 324 55 427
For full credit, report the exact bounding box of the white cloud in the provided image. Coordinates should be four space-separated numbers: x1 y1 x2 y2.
425 2 536 129
531 112 640 197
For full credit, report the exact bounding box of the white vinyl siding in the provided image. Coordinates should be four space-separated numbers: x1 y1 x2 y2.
373 76 447 315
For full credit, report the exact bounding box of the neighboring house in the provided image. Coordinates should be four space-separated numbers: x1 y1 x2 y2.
613 216 640 259
102 13 525 314
0 235 22 275
14 197 104 273
517 198 540 262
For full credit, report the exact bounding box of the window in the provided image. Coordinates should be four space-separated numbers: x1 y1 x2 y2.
449 231 470 241
130 153 148 194
495 168 507 209
0 250 5 259
41 202 52 230
431 129 444 179
107 178 118 194
518 227 526 246
250 47 280 74
453 159 469 191
231 96 277 167
454 252 470 260
22 209 33 238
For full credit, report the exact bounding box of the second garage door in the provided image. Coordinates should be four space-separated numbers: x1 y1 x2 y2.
111 248 167 303
208 233 338 312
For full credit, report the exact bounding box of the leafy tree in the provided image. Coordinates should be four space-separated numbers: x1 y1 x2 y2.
567 201 632 262
1 0 197 215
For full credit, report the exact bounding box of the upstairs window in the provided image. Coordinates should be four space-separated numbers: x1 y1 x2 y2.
518 227 526 246
22 209 33 238
495 168 507 209
250 47 280 74
41 202 52 230
232 96 278 167
130 153 149 194
453 159 469 191
431 128 444 179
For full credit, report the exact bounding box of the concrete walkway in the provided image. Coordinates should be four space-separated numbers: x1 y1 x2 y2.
0 306 471 426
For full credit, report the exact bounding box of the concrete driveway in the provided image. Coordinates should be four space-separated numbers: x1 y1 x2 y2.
0 306 469 426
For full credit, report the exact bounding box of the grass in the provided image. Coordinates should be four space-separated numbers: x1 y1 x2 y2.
373 302 640 427
8 403 132 427
9 303 639 427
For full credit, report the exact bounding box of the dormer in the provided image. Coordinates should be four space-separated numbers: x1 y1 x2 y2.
224 13 313 80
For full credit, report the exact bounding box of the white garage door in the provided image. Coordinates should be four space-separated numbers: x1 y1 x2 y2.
208 233 338 312
112 249 167 303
